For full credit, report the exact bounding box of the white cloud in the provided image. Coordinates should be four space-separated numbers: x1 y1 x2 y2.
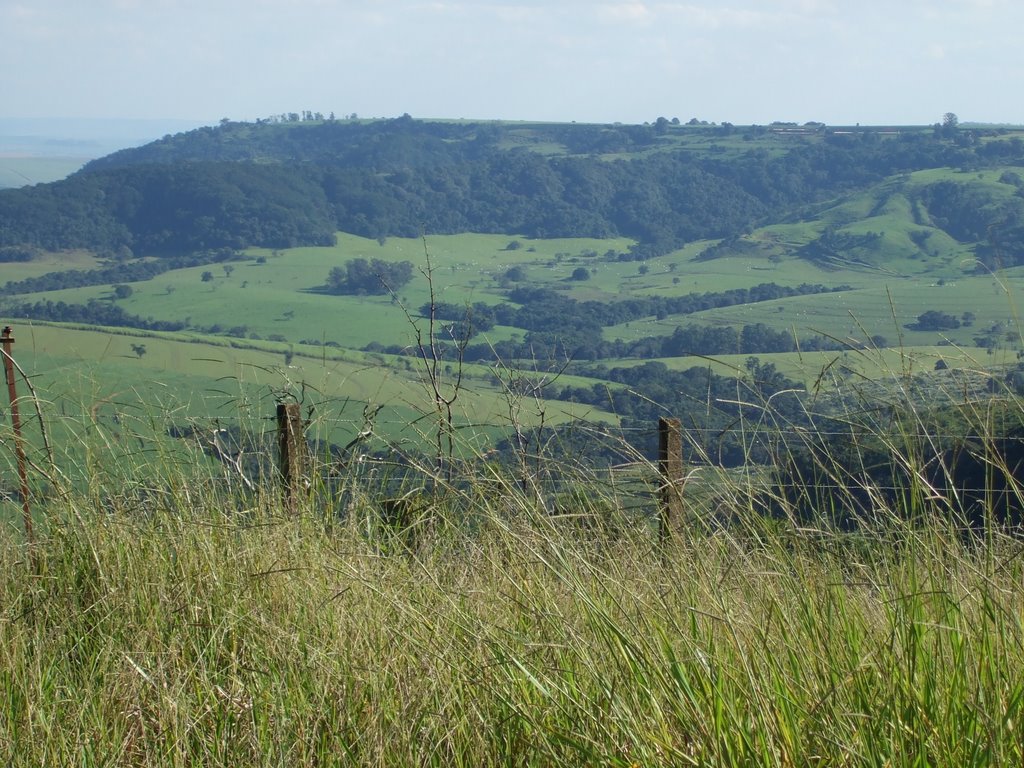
599 2 653 23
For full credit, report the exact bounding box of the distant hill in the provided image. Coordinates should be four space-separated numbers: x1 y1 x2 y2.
1 115 1023 262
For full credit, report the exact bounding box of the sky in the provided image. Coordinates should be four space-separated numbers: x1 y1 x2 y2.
2 0 1023 128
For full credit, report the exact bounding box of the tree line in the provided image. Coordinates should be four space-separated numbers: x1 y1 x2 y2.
0 249 242 296
361 281 849 362
422 282 843 338
4 117 1023 259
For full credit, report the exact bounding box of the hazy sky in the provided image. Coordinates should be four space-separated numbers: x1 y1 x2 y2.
3 0 1022 127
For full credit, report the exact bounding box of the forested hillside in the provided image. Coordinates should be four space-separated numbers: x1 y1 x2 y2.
3 115 1024 260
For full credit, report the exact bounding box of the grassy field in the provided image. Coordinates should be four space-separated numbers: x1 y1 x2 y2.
8 224 1024 486
10 233 635 349
1 324 619 499
15 225 1022 357
2 377 1024 765
604 272 1024 347
0 249 104 281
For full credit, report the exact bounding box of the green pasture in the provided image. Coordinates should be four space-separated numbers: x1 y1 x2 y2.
11 253 430 349
604 272 1024 350
722 165 1024 280
9 227 1024 364
489 121 830 161
660 250 869 291
0 324 618 484
903 165 1024 188
1 249 103 282
707 276 1024 347
8 216 1024 432
10 233 630 349
342 232 637 305
807 168 1022 271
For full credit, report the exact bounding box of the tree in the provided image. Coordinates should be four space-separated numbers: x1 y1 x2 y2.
913 310 960 331
112 284 133 300
130 343 147 359
571 266 591 281
326 258 414 295
504 266 526 282
223 264 234 278
201 271 214 282
326 266 346 292
940 112 960 139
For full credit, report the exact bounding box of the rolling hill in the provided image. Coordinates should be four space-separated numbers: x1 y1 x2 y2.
3 115 1024 469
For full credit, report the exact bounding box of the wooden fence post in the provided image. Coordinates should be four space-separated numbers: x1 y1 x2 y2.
2 327 34 554
277 402 305 515
658 417 684 547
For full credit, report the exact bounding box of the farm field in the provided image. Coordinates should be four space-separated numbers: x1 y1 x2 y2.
0 249 104 281
8 233 634 349
2 324 618 493
8 223 1024 452
605 273 1024 347
15 228 1024 358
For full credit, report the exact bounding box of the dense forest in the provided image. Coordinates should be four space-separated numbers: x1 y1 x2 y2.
3 116 1024 261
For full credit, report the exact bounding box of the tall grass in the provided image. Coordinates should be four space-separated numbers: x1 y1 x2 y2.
2 350 1024 765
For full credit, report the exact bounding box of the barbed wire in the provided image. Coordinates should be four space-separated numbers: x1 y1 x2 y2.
7 410 1024 446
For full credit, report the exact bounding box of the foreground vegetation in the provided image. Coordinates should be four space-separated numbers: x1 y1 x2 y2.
3 372 1024 766
3 476 1023 765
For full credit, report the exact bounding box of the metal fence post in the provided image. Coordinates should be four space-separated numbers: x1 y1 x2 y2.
277 402 305 515
2 327 34 551
658 417 684 548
